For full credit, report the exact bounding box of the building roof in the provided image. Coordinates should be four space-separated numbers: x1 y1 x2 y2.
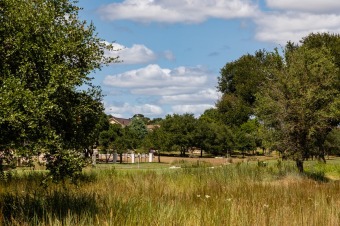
109 117 132 127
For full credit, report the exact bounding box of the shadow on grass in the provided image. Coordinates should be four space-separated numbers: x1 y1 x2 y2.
0 191 99 224
304 171 329 182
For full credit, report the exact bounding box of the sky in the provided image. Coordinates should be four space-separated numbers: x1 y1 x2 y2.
77 0 340 119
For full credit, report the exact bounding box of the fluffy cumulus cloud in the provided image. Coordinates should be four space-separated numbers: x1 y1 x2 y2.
160 89 219 104
103 64 220 117
253 0 340 44
255 12 340 44
105 42 157 64
97 0 259 23
105 103 163 117
172 104 216 116
266 0 340 13
103 64 207 88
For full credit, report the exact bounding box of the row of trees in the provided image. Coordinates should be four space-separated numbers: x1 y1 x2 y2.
99 109 338 171
99 113 268 161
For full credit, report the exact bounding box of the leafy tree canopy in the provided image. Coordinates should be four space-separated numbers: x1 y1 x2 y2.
160 114 197 156
216 50 282 126
256 39 340 172
0 0 117 181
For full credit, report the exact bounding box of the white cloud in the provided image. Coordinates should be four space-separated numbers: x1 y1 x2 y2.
105 43 157 64
105 103 163 117
172 104 215 116
97 0 259 23
160 89 219 104
131 87 199 96
266 0 340 13
103 64 218 117
255 12 340 44
103 64 207 88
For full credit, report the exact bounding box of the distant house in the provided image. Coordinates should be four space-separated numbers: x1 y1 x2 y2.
146 124 160 131
109 115 160 130
109 116 131 127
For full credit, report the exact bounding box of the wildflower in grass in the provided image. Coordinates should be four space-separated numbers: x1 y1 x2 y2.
197 195 201 198
205 195 210 199
226 198 232 202
263 204 269 208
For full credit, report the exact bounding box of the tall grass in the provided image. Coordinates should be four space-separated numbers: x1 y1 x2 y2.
0 161 339 225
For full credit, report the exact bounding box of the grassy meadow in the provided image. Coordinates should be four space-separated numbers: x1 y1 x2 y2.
0 158 340 226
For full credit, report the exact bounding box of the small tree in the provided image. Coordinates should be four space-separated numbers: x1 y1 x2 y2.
143 127 167 163
99 124 122 163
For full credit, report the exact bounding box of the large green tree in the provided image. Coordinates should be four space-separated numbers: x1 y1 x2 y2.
0 0 117 180
194 116 234 156
161 114 197 156
256 44 340 172
217 50 282 126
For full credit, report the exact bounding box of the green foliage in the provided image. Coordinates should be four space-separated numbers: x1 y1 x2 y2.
217 50 282 126
256 40 340 171
99 124 123 151
128 117 148 141
0 0 118 179
45 149 86 184
324 128 340 155
235 119 261 154
161 114 197 156
143 127 165 151
195 119 234 155
199 108 222 123
218 51 267 105
216 94 252 126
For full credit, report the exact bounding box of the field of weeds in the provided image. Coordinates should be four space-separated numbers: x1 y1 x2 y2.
0 159 339 225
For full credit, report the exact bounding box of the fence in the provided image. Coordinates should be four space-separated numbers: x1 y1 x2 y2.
95 152 154 164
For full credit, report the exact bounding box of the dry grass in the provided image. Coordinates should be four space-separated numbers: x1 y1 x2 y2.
159 155 275 165
1 159 340 225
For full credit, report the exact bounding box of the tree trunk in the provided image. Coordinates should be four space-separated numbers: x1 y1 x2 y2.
319 154 326 163
296 159 304 173
200 148 203 158
120 153 123 164
0 157 3 173
158 151 161 163
180 148 185 157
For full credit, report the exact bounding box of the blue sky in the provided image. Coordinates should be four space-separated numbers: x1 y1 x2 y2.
77 0 340 119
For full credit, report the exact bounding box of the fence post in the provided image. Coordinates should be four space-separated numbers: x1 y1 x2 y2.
149 153 153 163
92 150 98 166
131 153 135 163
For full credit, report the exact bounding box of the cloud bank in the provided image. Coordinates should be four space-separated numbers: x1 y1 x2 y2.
98 0 259 23
103 64 220 117
99 0 340 45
